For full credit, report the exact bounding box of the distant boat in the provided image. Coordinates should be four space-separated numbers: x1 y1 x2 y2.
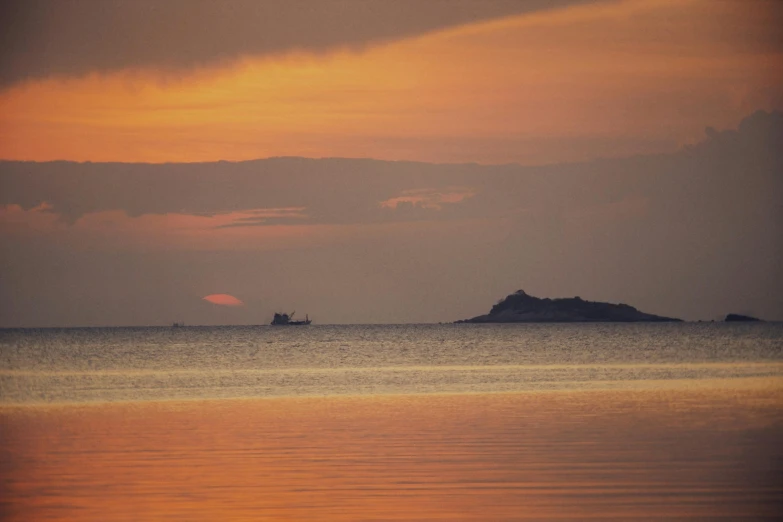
271 311 311 325
172 322 185 328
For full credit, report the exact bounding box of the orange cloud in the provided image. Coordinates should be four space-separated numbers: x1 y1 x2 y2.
379 187 476 210
0 200 507 254
0 0 780 164
0 204 318 251
202 294 244 306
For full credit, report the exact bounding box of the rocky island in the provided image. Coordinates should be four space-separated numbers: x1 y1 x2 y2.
724 314 760 322
457 290 681 323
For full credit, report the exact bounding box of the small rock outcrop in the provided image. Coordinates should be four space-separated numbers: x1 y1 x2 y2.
457 290 681 323
724 313 761 322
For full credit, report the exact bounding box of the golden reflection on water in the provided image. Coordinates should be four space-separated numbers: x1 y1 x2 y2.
2 386 782 521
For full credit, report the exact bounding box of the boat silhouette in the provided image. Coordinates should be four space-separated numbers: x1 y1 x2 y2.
271 311 311 325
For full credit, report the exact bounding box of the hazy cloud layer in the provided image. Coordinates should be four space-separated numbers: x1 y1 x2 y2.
0 111 781 325
0 0 593 87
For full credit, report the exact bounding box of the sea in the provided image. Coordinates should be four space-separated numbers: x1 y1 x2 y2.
1 323 782 520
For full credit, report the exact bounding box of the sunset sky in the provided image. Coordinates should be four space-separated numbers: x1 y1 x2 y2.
0 0 781 326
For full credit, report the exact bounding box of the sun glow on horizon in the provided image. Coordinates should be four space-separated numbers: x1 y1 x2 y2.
202 294 245 307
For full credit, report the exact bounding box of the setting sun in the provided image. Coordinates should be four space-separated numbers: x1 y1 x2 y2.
202 294 244 307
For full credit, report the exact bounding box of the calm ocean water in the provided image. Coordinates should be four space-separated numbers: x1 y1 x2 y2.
1 322 782 404
2 324 782 520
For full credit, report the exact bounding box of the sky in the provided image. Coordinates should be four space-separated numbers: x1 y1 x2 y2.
0 0 781 326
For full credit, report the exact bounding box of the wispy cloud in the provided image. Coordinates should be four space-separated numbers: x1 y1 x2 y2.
379 187 476 210
216 207 308 228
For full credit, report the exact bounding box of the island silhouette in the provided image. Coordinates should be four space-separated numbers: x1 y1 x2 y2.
724 313 761 322
457 290 682 323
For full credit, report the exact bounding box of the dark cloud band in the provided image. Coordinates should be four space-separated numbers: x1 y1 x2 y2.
0 0 593 87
